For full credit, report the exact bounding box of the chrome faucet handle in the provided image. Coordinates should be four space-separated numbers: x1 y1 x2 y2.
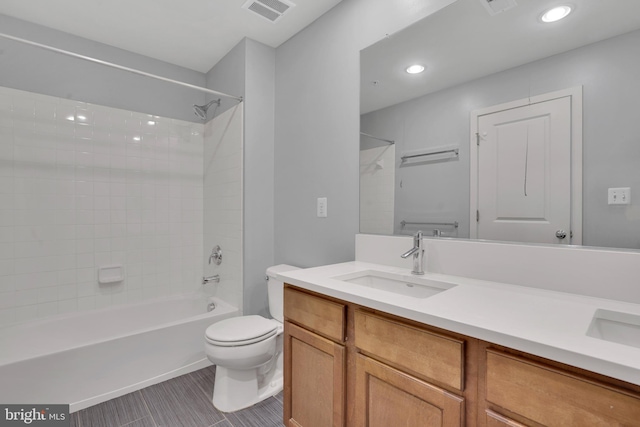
208 245 222 265
401 246 419 259
401 230 424 259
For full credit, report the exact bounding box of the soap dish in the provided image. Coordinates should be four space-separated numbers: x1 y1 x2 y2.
98 265 125 284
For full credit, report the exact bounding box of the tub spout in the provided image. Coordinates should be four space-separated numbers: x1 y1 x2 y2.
202 275 220 285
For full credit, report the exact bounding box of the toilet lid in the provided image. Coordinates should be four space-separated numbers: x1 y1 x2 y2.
205 315 279 346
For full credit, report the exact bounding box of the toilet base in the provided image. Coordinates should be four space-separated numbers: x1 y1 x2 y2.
212 351 283 413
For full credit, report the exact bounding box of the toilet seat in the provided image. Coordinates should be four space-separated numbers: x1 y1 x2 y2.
205 315 280 347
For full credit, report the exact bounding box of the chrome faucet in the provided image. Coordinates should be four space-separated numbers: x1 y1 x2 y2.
209 245 222 265
401 231 425 275
202 275 220 285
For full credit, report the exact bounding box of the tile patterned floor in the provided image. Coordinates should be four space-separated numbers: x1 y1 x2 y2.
69 366 284 427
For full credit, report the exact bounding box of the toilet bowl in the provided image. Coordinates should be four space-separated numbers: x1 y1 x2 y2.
204 264 299 413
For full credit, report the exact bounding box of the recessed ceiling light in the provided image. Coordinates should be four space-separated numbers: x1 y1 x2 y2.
541 5 572 23
406 64 425 74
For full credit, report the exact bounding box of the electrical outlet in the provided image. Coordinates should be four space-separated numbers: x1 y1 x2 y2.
317 197 328 217
608 187 631 205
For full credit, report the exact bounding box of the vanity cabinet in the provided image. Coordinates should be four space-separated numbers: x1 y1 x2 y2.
353 310 468 427
283 287 347 427
481 347 640 427
284 286 474 427
284 285 640 427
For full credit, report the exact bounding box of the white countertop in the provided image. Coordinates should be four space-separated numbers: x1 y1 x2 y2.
278 261 640 386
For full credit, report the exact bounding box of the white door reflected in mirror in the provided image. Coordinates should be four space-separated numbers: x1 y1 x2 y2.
471 89 581 245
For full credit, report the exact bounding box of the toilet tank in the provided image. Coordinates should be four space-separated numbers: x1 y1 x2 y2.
265 264 300 323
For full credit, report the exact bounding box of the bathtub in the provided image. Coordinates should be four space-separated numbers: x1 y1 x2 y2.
0 294 238 412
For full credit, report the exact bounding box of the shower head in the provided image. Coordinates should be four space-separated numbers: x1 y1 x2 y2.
193 99 221 120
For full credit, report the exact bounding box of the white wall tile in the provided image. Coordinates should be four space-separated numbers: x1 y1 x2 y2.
0 87 206 327
14 305 38 323
360 145 395 235
58 299 78 315
203 105 243 312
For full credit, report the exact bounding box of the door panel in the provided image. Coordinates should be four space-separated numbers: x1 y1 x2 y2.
476 96 571 244
284 321 346 427
495 115 547 219
354 354 464 427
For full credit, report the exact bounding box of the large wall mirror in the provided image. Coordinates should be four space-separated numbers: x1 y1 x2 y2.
360 0 640 250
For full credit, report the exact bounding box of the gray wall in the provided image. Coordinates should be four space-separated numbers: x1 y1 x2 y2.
206 38 277 316
244 40 276 316
274 0 456 268
361 29 640 249
361 105 469 238
205 40 246 118
0 14 206 122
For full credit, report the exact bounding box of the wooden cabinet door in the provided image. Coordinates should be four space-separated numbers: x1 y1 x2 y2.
284 321 346 427
354 354 464 427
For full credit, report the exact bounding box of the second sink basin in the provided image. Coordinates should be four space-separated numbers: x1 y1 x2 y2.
586 309 640 349
333 270 456 299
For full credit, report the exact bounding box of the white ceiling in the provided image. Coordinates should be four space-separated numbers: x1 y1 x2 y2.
0 0 342 73
361 0 640 114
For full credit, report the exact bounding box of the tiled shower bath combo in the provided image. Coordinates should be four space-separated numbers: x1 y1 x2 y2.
0 86 245 412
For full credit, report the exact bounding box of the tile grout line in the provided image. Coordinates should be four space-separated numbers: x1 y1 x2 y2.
119 412 153 427
119 416 154 427
192 372 212 401
136 390 159 427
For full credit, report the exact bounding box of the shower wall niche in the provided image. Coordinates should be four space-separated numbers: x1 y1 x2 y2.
0 86 205 327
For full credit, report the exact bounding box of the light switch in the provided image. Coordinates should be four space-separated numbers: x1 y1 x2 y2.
317 197 327 217
608 187 631 205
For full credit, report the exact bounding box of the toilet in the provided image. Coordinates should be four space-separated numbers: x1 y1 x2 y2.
204 264 299 412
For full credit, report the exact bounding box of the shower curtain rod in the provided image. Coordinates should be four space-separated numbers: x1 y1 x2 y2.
0 32 243 102
360 132 395 145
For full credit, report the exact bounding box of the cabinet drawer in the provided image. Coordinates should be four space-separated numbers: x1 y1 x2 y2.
485 410 526 427
284 287 346 343
354 310 464 391
486 349 640 426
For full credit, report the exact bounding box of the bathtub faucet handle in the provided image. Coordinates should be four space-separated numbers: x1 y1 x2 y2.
209 245 222 265
202 275 220 285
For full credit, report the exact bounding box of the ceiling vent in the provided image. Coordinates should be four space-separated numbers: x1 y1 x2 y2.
479 0 517 16
242 0 295 23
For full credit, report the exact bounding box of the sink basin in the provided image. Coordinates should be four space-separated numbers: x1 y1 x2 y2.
586 309 640 349
333 270 455 299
